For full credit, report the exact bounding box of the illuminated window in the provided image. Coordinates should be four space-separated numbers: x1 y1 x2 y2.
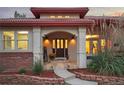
101 39 106 52
86 41 90 55
3 32 15 49
50 16 55 18
60 39 63 48
65 40 68 48
86 35 99 39
93 41 98 54
58 16 63 18
17 31 28 49
65 16 70 18
52 40 55 48
57 39 60 48
101 39 106 47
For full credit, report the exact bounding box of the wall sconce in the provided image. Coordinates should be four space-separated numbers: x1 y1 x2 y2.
44 35 49 47
44 35 48 40
70 35 76 45
71 35 75 39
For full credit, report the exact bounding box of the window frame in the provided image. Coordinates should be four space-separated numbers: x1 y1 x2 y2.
17 31 29 50
2 31 15 50
0 30 31 52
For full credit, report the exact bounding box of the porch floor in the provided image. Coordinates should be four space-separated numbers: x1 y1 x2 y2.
44 60 77 70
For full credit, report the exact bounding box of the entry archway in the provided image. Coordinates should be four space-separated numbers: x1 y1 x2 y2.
43 31 77 63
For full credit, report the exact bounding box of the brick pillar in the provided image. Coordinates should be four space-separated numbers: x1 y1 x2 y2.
77 27 87 68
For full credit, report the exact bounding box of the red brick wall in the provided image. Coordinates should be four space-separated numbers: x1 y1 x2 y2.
0 52 33 71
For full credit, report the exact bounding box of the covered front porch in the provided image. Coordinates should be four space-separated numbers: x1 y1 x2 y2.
42 30 78 70
32 27 87 70
44 60 77 70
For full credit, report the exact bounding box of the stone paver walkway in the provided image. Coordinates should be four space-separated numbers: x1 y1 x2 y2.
54 67 98 85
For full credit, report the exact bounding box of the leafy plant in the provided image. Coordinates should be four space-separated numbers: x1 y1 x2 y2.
32 60 43 75
88 50 124 76
49 53 56 61
18 68 26 74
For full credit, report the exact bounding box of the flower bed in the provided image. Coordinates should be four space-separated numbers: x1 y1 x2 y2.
0 74 64 85
0 71 64 85
70 69 124 85
1 70 59 78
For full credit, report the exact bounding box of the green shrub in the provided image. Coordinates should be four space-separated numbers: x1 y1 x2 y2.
88 50 124 76
18 68 26 74
32 61 43 75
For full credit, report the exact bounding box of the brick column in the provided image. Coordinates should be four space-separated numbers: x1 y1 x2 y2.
33 27 43 65
77 27 87 68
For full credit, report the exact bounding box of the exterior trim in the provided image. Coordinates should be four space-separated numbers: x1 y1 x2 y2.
31 7 89 18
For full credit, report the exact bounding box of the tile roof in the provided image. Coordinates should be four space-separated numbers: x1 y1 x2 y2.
0 18 94 27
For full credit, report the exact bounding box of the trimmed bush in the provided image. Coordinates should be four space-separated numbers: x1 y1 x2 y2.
32 61 43 75
88 50 124 76
18 68 26 74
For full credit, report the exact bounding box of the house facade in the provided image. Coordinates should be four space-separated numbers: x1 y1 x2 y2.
0 7 120 71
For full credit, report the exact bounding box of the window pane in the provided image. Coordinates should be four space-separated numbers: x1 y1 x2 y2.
4 40 15 49
52 40 55 48
17 31 29 49
18 40 28 49
57 39 60 48
101 39 106 47
86 40 90 55
3 32 15 49
18 31 28 40
93 41 98 54
101 39 106 52
58 16 62 18
50 16 55 18
61 40 63 48
3 32 14 40
65 40 68 48
65 16 70 18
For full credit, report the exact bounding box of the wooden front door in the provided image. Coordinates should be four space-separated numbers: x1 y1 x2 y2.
52 39 68 58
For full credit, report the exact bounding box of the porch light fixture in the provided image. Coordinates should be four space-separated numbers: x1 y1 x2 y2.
70 35 76 45
44 35 50 47
71 35 75 39
44 35 48 39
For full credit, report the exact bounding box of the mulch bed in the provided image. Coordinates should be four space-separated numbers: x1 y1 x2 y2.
69 68 124 85
0 70 59 78
69 68 97 75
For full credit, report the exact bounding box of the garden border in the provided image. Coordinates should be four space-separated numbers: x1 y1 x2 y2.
0 74 64 85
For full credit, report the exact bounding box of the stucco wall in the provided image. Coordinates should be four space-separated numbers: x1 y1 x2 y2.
40 14 80 19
